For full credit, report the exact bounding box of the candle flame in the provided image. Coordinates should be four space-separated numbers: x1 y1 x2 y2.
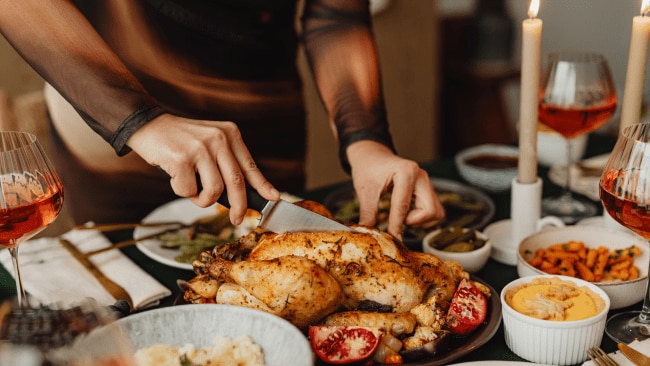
642 0 650 16
528 0 540 19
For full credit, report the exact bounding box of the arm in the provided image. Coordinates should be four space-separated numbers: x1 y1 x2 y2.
0 0 160 153
301 0 443 238
0 0 279 224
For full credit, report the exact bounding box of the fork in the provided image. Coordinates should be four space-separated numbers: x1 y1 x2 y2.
587 346 620 366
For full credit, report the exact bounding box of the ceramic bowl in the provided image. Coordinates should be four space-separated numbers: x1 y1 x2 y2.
422 227 491 273
66 304 313 366
454 144 518 193
501 275 610 365
517 226 648 309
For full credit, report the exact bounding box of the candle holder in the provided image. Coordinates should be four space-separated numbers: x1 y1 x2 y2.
484 177 564 265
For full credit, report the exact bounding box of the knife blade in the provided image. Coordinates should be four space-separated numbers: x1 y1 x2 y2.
58 238 134 311
155 166 351 233
217 186 352 233
618 342 650 366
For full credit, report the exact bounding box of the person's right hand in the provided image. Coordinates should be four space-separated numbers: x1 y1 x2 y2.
125 113 280 225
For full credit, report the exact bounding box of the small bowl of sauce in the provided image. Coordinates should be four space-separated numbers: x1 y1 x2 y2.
455 144 519 193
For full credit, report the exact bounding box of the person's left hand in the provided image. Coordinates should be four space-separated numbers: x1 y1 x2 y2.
346 140 445 240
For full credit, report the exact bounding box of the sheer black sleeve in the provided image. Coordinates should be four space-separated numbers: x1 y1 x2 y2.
301 0 395 172
0 0 164 155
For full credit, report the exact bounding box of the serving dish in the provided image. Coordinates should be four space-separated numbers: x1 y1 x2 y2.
454 144 519 193
72 304 313 366
517 225 648 309
392 276 501 366
323 177 496 250
422 228 491 273
175 277 501 366
501 275 610 365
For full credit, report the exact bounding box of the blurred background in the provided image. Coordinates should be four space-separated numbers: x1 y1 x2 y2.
0 0 646 234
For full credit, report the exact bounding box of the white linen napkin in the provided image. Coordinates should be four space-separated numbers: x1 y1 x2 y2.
582 338 650 366
0 228 171 310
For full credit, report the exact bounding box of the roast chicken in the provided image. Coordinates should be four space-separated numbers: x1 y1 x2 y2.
183 201 476 352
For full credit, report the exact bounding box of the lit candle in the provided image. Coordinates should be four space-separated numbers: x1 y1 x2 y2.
518 0 542 184
620 0 650 133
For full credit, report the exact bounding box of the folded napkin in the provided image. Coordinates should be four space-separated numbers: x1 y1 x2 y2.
582 338 650 366
0 228 171 310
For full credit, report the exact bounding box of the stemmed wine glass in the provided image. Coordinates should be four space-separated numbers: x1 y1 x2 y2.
600 122 650 343
0 131 64 307
539 51 617 223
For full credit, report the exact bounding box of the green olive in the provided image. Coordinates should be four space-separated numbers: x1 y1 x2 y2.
443 242 475 252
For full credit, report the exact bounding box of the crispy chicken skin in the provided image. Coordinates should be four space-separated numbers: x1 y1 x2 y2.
185 200 471 349
209 255 344 328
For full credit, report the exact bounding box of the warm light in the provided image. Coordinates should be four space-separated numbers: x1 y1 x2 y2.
528 0 540 19
643 0 650 16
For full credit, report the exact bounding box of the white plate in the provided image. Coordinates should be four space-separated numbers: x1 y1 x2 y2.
135 194 300 270
134 199 221 270
70 304 313 366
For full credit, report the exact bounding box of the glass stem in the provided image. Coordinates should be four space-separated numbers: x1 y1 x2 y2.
8 247 29 308
562 139 574 199
638 241 650 324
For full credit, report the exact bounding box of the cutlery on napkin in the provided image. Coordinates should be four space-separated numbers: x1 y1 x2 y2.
0 227 171 310
619 343 650 366
582 339 650 366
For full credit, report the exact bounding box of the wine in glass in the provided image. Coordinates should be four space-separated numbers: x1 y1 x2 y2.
0 131 64 307
539 51 617 223
600 122 650 343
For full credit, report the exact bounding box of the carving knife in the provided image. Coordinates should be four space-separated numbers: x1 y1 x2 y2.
619 342 650 366
59 238 134 311
155 167 351 233
217 186 353 233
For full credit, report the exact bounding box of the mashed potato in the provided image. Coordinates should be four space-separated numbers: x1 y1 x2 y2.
134 335 265 366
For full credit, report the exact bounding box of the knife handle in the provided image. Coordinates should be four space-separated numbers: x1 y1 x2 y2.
216 186 268 213
156 166 268 212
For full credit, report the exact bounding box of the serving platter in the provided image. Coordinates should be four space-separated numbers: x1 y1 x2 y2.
309 275 501 366
401 276 501 366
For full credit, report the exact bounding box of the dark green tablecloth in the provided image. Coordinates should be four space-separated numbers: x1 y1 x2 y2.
0 133 628 364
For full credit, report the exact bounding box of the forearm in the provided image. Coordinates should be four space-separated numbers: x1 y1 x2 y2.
0 0 162 155
301 0 395 171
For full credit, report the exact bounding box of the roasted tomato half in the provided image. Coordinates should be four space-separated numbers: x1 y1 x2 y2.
446 278 487 336
308 325 384 364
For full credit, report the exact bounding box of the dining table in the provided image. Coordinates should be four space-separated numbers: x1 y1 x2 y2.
0 132 632 365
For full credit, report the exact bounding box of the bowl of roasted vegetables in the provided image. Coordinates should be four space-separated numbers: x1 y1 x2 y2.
323 177 495 250
517 225 648 309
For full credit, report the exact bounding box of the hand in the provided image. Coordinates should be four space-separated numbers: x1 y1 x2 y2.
347 140 444 240
126 114 280 225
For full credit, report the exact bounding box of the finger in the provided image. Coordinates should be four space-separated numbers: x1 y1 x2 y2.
166 164 201 198
221 123 280 201
387 176 415 240
404 173 445 228
191 159 225 207
356 185 381 229
217 161 248 226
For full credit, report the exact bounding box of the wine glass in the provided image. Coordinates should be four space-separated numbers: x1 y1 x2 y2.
0 131 64 307
600 122 650 343
539 51 617 223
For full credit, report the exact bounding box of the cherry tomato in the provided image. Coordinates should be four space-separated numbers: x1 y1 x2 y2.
446 279 487 336
308 325 383 364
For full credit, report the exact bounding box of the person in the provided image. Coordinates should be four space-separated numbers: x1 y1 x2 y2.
0 0 444 240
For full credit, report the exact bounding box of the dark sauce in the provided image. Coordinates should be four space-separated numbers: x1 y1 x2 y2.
465 154 518 169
